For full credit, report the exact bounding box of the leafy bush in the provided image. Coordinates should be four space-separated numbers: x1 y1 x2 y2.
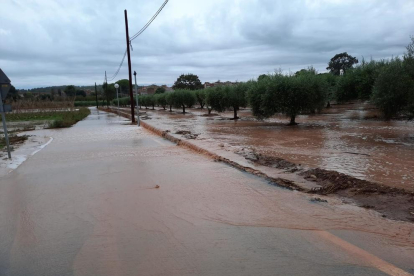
194 90 206 108
206 86 228 115
206 82 250 119
202 88 214 114
334 59 393 102
155 93 168 110
354 59 388 99
147 95 156 110
172 90 196 113
318 73 338 107
248 76 271 119
139 95 149 109
334 70 358 102
166 93 174 112
372 58 414 119
225 83 249 119
249 73 327 124
111 97 131 107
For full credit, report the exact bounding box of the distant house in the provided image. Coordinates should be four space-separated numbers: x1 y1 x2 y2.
85 89 93 96
204 81 239 89
139 84 174 95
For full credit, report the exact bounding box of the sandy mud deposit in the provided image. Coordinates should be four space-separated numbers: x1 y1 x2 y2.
103 105 414 223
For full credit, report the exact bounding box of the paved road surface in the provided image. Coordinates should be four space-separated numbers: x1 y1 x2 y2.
0 109 413 276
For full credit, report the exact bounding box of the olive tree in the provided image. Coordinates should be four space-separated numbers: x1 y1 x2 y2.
372 58 414 119
172 90 196 114
147 95 156 110
155 93 168 110
224 83 249 119
166 93 174 112
140 95 149 109
206 86 228 115
194 90 206 109
249 73 327 125
203 87 215 115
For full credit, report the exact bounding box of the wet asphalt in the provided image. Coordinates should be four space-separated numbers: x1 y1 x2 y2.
0 108 413 276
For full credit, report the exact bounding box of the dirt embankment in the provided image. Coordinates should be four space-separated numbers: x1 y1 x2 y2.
101 107 414 223
242 150 414 222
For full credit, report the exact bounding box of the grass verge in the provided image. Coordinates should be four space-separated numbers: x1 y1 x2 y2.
49 108 91 128
5 108 91 128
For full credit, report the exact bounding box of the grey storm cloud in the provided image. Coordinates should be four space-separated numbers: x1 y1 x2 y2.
0 0 413 88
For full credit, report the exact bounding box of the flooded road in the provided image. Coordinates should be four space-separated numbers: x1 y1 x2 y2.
143 103 414 192
0 108 413 275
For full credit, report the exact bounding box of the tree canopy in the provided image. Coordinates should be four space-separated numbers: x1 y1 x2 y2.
155 87 166 94
249 73 327 125
171 90 196 113
64 85 77 97
116 79 130 94
372 58 414 119
155 93 167 109
172 74 203 90
327 52 359 75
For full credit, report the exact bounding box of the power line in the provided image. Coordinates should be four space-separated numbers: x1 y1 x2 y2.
130 0 169 41
108 49 127 81
106 0 169 82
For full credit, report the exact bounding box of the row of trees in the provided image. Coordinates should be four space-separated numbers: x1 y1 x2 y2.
113 73 327 125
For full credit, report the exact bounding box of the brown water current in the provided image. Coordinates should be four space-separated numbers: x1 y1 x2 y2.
143 103 414 192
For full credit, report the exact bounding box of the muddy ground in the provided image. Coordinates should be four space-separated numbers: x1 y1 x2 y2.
105 105 414 223
238 149 414 222
139 103 414 191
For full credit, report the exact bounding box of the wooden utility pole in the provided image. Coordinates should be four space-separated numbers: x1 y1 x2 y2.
124 10 135 123
95 82 98 108
105 71 108 107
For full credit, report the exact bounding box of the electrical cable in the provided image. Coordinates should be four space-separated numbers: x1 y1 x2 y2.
106 0 169 82
108 49 127 81
130 0 169 41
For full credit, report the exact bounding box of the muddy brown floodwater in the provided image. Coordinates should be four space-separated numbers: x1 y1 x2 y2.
142 102 414 192
1 108 414 275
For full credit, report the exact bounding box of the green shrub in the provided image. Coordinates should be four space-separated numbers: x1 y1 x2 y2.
206 86 228 115
50 108 91 128
155 93 168 110
111 97 130 107
318 73 338 107
335 71 358 102
140 95 149 109
172 90 196 113
225 83 249 119
249 73 327 124
194 90 206 108
206 83 249 119
166 93 174 112
147 95 156 109
248 77 270 119
372 58 414 119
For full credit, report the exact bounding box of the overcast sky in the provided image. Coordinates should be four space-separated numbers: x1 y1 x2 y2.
1 0 413 89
